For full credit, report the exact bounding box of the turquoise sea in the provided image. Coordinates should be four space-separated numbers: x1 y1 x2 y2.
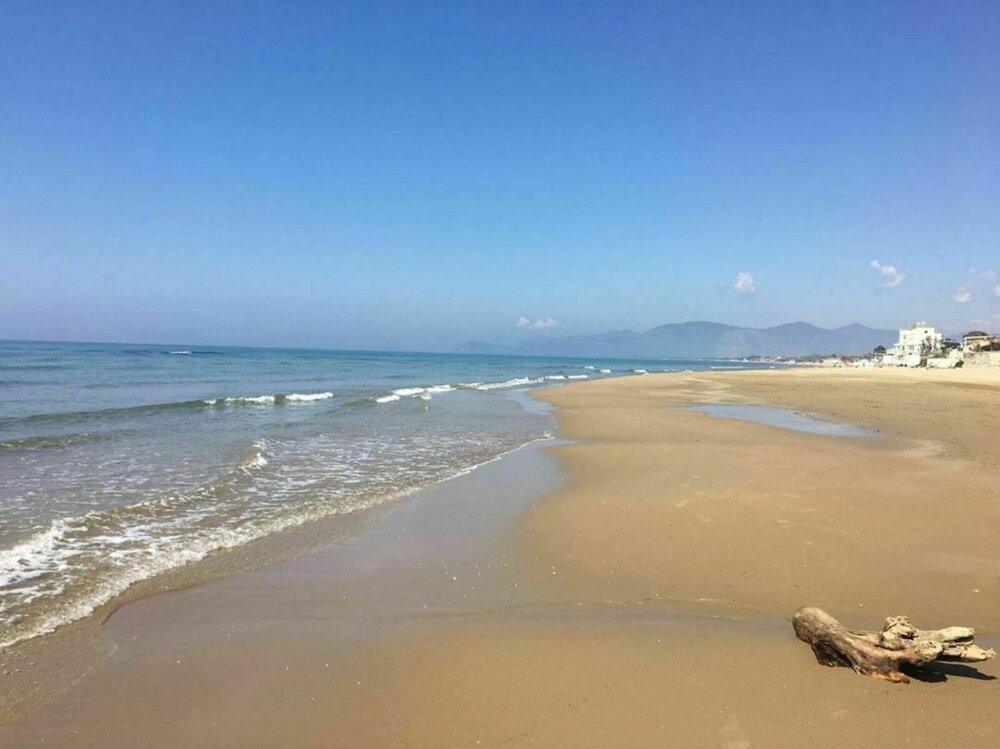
0 341 777 648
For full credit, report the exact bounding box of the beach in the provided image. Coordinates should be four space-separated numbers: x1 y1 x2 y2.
3 367 999 747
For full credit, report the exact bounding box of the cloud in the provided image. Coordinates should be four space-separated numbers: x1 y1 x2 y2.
971 267 997 281
517 316 557 331
994 284 1000 298
733 272 755 295
869 260 905 289
952 283 973 303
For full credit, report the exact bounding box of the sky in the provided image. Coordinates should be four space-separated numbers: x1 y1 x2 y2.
1 1 999 350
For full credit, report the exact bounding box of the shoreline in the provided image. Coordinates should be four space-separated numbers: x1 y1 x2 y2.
0 392 562 729
0 391 556 721
5 367 1000 746
3 416 571 746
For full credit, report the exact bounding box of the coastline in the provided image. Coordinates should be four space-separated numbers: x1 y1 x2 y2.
0 391 555 721
0 400 567 740
4 368 1000 747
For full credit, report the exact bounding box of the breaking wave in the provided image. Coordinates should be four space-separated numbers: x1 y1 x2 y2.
0 430 552 649
0 433 111 454
2 392 337 430
204 392 334 406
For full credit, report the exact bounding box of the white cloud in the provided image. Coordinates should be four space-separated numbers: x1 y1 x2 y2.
733 272 755 294
869 260 905 289
952 283 973 303
516 316 557 331
994 284 1000 298
971 267 997 281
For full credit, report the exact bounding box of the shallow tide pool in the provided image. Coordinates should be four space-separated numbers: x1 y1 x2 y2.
682 404 873 438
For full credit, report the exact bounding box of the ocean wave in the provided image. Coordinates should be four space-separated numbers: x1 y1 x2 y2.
633 369 649 374
238 442 270 469
372 387 425 404
567 374 589 380
0 400 209 430
0 363 72 372
284 392 334 403
204 392 333 406
425 385 455 394
0 428 552 649
372 384 456 404
160 350 225 356
0 432 108 454
2 390 335 429
599 368 612 374
205 395 276 406
469 377 545 391
0 441 286 647
391 387 426 397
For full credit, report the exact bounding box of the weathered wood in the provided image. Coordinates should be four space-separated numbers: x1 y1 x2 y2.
793 607 995 683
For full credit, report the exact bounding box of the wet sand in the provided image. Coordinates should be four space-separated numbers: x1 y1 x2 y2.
3 367 999 747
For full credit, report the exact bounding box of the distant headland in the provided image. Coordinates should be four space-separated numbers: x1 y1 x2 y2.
458 321 897 359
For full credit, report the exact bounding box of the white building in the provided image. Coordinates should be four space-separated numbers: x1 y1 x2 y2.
962 331 997 353
883 322 943 367
962 331 1000 366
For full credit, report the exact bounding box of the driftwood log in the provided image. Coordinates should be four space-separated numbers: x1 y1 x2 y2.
793 606 996 683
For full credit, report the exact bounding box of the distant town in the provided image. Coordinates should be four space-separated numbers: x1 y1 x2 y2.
794 322 1000 369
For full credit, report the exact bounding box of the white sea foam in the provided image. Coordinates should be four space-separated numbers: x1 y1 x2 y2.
392 387 427 397
0 425 554 650
567 374 589 380
284 391 334 402
584 365 596 370
473 377 545 391
239 442 270 470
204 395 276 406
0 520 72 590
599 368 612 374
375 386 434 403
425 384 455 394
229 395 276 405
203 392 333 406
546 375 567 380
374 385 456 404
633 369 649 374
169 351 192 355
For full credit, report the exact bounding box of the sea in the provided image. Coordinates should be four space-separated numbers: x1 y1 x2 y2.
0 340 777 648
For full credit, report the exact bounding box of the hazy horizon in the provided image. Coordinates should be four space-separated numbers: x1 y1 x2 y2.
0 318 917 356
2 2 998 350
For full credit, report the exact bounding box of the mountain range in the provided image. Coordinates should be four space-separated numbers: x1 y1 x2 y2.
458 321 897 359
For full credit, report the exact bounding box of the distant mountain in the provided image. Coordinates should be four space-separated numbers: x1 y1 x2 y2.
457 321 896 359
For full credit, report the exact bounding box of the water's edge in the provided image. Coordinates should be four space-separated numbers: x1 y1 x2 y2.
0 390 561 721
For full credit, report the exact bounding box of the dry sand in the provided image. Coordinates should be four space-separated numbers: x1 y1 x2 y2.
3 367 999 747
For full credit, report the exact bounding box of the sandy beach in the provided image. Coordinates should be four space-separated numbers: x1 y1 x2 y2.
3 367 999 748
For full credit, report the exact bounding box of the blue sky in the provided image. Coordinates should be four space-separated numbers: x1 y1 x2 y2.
1 1 998 349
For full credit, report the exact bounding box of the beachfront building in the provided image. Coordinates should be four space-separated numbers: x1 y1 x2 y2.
962 331 998 353
963 330 1000 366
882 322 943 367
